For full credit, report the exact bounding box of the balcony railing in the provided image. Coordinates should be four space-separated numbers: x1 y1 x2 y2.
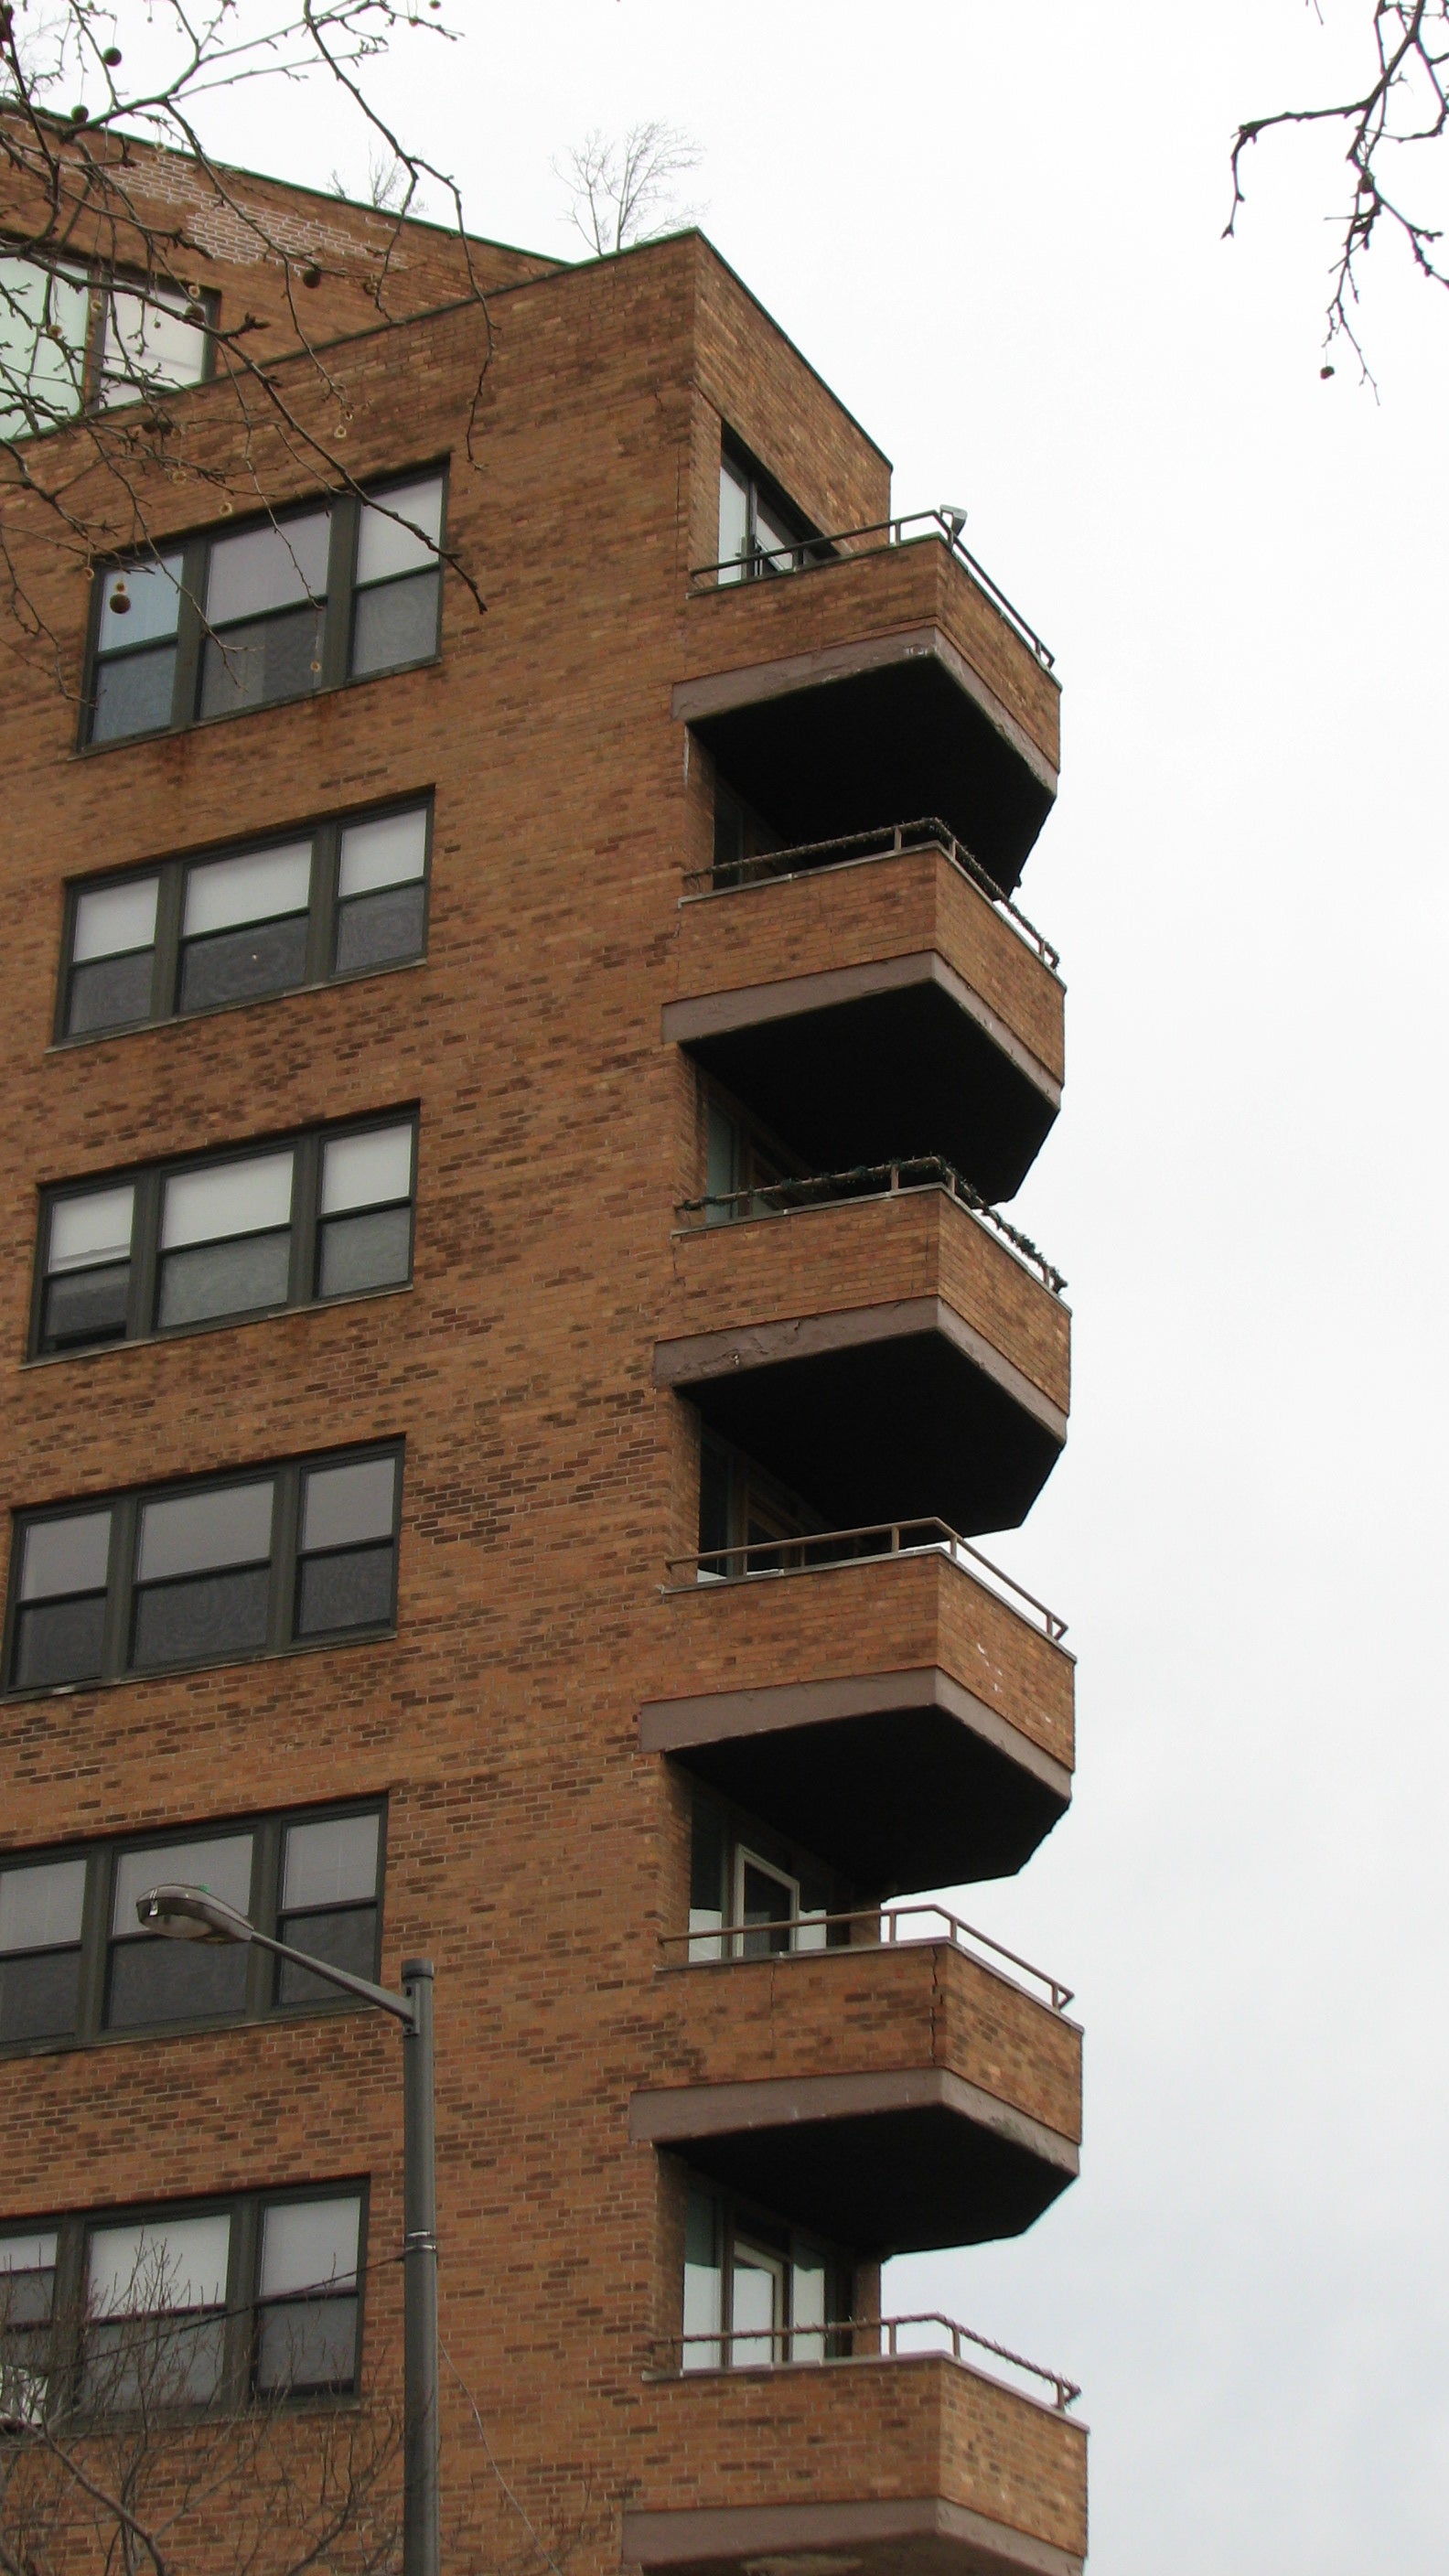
658 1900 1074 2012
682 816 1060 974
651 2311 1080 2412
689 507 1056 672
675 1153 1067 1298
665 1517 1068 1643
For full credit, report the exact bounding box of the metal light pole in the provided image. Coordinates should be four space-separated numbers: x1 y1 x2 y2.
136 1883 439 2576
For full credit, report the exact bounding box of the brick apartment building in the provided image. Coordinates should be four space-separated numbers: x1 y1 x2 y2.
0 129 1086 2576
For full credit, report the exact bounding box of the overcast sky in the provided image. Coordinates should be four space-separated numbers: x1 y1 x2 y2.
190 5 1449 2565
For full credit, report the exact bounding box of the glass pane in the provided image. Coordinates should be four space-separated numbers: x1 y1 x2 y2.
13 1595 105 1689
90 2214 231 2315
91 642 177 742
99 287 208 403
320 1125 412 1218
161 1153 294 1250
0 1858 86 1954
256 2293 357 2392
49 1186 135 1273
754 496 796 564
295 1543 393 1637
205 513 329 626
356 477 443 585
184 843 312 939
199 605 324 719
0 2231 58 2278
731 2242 783 2365
718 459 749 566
0 254 90 433
317 1207 412 1300
740 1857 796 1959
682 2189 722 2369
157 1233 291 1329
20 1510 113 1602
106 1936 249 2029
85 2311 226 2410
113 1834 252 1936
350 570 439 677
177 913 309 1014
0 1947 82 2045
131 1564 271 1669
276 1903 376 2004
42 1261 131 1353
72 876 160 964
67 949 156 1037
334 882 426 976
137 1480 274 1582
282 1813 380 1912
301 1456 396 1553
260 2196 359 2299
99 555 184 652
338 806 427 898
790 2250 827 2363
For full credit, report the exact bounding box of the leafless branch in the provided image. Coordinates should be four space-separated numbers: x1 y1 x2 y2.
1226 0 1449 381
555 119 703 257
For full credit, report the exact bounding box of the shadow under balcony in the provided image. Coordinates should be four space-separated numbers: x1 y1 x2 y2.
634 1916 1079 2255
667 823 1064 1205
627 2329 1087 2576
657 1172 1069 1538
647 1526 1074 1892
679 522 1061 893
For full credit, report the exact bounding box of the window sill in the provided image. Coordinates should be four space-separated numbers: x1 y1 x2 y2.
2 1619 399 1709
0 1986 386 2066
46 947 430 1055
72 648 445 759
22 1276 414 1370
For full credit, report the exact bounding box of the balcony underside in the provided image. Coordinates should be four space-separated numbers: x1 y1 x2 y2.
680 645 1054 894
641 1668 1070 1894
658 1308 1066 1536
670 968 1058 1207
634 2070 1077 2255
625 2493 1084 2576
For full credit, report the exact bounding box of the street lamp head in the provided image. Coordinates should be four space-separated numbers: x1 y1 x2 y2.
135 1883 256 1945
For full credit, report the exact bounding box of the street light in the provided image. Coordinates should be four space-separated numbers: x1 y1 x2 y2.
135 1882 438 2576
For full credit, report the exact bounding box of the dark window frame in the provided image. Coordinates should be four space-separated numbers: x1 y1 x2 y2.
31 1108 420 1360
53 791 435 1048
0 2182 370 2420
717 433 832 582
80 466 448 751
3 1440 404 1701
0 1798 386 2060
682 2173 852 2371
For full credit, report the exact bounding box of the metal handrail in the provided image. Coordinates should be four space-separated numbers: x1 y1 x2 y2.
674 1154 1067 1297
664 1516 1068 1643
657 1901 1074 2012
655 2312 1079 2411
682 816 1060 974
688 508 1056 671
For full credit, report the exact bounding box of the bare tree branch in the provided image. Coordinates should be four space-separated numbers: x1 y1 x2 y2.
1227 0 1449 381
554 120 703 257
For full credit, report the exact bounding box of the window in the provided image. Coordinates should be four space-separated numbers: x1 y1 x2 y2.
1 252 210 441
0 2188 368 2417
0 2231 58 2427
86 473 445 746
688 1790 843 1964
58 798 431 1041
682 2183 844 2370
701 1089 802 1226
716 441 828 584
0 1802 383 2054
36 1113 417 1356
5 1444 402 1695
698 1436 823 1577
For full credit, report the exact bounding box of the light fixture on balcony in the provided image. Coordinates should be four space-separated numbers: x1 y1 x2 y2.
940 503 968 543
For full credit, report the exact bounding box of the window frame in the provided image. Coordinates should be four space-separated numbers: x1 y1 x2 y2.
52 793 435 1047
0 1798 386 2060
3 1442 404 1701
30 1109 420 1361
80 466 448 751
0 2184 370 2421
0 245 218 437
716 435 831 584
682 2176 850 2372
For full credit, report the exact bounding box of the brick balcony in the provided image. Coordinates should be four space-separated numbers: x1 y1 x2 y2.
644 1545 1074 1893
624 2350 1088 2576
636 1933 1080 2252
676 535 1059 892
666 830 1063 1205
655 1185 1069 1538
